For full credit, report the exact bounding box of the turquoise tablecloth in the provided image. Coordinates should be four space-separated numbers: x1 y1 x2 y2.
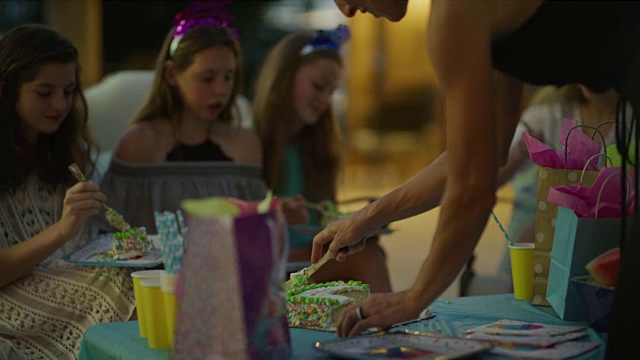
78 294 606 359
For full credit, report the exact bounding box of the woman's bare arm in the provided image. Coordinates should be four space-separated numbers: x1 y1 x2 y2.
313 2 536 264
328 0 541 337
313 152 448 262
405 0 501 305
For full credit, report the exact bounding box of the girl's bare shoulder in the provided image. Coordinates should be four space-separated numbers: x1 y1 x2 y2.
114 118 175 163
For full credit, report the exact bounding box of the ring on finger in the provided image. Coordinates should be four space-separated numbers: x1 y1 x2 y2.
355 306 365 321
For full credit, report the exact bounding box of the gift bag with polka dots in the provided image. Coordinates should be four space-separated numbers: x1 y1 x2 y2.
172 209 292 359
531 167 598 306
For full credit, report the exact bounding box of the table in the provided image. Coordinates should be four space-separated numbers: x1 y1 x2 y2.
78 294 606 359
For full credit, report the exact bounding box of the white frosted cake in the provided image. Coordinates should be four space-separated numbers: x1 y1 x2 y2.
286 280 370 330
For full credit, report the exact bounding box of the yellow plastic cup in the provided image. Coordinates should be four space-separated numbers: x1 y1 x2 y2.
140 278 170 349
160 271 178 349
509 243 535 300
131 270 163 337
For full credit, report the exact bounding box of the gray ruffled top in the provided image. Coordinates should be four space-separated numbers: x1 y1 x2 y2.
99 159 268 233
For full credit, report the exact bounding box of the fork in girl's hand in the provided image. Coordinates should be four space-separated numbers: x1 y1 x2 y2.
68 163 131 232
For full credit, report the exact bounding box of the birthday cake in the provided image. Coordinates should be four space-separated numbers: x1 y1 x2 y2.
112 227 152 260
286 280 370 330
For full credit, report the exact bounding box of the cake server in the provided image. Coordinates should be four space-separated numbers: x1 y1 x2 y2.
284 253 332 291
68 163 131 232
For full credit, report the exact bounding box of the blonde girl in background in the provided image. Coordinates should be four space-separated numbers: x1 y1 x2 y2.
100 1 267 233
114 12 260 164
489 84 622 292
0 24 135 359
498 84 620 249
253 25 392 293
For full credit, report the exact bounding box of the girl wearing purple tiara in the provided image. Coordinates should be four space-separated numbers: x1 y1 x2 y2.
100 1 266 233
0 24 135 359
253 25 392 293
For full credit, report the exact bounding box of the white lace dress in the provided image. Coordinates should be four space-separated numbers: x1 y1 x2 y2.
0 177 136 360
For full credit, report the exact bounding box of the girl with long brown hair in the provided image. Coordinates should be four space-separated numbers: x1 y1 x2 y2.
0 24 135 359
100 2 266 233
253 25 391 292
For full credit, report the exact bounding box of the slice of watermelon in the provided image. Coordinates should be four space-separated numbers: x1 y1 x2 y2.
586 247 621 288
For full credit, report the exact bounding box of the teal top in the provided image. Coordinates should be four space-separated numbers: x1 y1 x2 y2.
278 146 320 249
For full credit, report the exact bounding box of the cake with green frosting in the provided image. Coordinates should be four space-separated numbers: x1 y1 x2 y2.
286 280 370 330
112 227 152 260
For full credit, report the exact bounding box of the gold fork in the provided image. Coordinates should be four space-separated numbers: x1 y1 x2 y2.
68 163 131 232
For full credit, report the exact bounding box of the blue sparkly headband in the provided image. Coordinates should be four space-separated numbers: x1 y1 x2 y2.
299 24 351 56
169 0 238 57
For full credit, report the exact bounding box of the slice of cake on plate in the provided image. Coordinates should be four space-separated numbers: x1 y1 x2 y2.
286 280 370 331
112 227 152 260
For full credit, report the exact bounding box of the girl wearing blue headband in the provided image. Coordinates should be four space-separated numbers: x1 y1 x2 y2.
254 25 392 293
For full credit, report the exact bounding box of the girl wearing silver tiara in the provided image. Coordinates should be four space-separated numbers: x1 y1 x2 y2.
253 25 392 293
0 24 135 360
100 1 266 233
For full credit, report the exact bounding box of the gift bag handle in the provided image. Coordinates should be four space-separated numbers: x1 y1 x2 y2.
564 124 608 171
593 121 623 140
595 172 631 219
580 154 613 183
594 120 631 143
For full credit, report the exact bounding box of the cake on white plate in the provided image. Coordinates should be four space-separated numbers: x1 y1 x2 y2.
286 280 370 331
